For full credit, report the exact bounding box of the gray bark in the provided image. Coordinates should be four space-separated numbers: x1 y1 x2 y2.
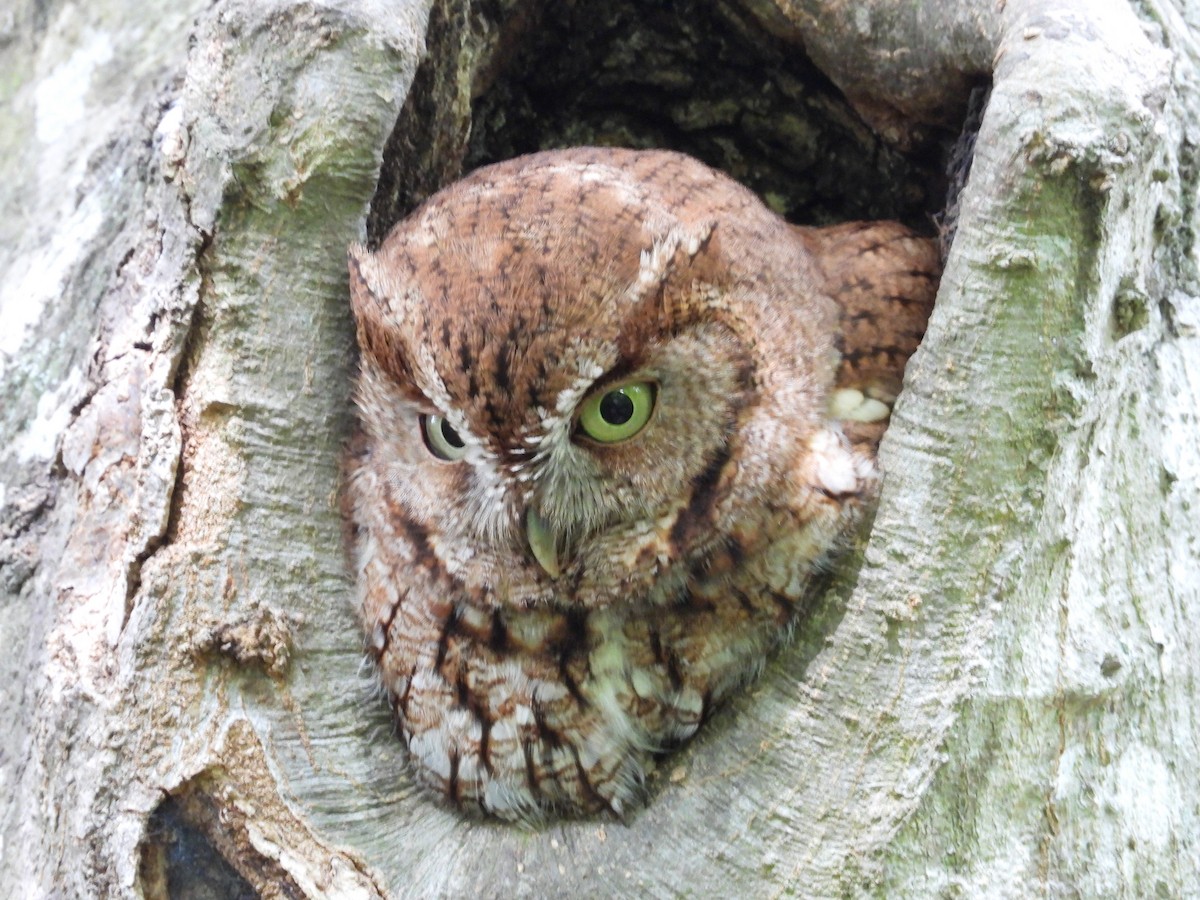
1 0 1197 897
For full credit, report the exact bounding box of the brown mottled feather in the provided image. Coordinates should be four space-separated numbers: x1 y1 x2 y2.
345 148 938 820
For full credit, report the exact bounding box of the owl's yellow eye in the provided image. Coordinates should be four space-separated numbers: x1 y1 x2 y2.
422 414 467 461
577 382 656 443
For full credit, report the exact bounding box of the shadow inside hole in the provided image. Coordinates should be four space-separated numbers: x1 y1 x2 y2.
367 0 953 241
139 798 257 900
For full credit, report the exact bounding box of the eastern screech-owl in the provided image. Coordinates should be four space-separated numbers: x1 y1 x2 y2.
345 148 937 820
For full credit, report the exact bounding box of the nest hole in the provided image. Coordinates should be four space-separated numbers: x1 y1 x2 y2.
367 0 969 243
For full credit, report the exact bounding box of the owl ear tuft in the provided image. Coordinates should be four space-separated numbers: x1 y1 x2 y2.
617 220 718 363
629 220 717 307
348 245 421 394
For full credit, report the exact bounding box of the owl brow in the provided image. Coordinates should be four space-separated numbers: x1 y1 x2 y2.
347 253 424 400
612 220 717 367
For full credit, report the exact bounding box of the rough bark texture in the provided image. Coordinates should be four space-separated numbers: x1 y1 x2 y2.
1 0 1197 897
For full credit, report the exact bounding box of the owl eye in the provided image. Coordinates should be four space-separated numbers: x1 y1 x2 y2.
421 414 468 461
577 382 656 443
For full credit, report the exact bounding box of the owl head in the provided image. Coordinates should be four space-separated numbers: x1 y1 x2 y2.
347 149 849 614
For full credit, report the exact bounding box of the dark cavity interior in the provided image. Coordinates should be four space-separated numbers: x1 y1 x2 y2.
366 0 973 246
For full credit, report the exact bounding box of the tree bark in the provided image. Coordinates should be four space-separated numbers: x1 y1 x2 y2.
1 0 1196 897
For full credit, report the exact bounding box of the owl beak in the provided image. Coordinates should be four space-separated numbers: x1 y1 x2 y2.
525 506 562 579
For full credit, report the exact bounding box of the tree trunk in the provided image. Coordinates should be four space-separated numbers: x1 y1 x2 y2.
1 0 1196 897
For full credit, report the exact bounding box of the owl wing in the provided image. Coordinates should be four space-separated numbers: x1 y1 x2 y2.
791 221 940 447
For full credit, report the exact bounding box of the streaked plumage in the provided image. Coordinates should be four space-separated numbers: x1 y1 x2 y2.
345 148 938 819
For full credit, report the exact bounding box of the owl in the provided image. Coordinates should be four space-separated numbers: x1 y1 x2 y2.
345 148 938 820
